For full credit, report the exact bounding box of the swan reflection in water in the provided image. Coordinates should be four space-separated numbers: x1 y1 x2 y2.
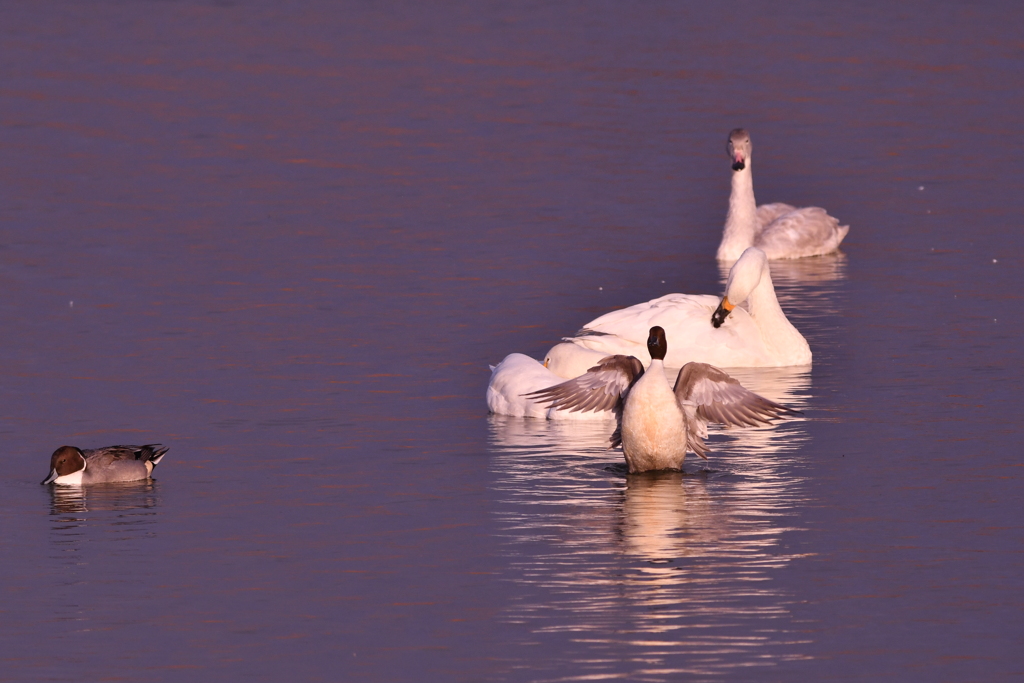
486 365 813 677
721 251 848 289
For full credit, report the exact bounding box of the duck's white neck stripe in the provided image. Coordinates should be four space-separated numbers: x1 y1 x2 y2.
54 469 84 485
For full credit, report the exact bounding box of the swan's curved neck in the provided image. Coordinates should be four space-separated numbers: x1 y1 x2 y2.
718 163 758 262
746 266 809 363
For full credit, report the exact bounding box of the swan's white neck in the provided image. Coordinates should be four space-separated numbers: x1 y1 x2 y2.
718 163 759 262
745 266 811 365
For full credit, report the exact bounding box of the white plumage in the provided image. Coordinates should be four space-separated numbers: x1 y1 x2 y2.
717 128 849 262
545 247 811 375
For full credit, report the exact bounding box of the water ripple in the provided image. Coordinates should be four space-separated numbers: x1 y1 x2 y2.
486 373 813 678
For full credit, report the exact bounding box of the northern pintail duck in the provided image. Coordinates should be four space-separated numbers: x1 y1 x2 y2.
527 327 796 473
717 128 849 262
41 444 169 485
545 247 811 375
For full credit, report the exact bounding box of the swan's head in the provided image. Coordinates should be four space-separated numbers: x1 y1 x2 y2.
712 247 767 328
727 128 752 171
543 342 608 379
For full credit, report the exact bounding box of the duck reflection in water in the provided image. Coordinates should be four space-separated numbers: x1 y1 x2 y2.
487 412 811 668
619 471 711 565
46 481 162 633
49 480 160 517
49 482 161 554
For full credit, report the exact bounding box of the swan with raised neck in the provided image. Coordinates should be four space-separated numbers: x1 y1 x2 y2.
718 128 849 262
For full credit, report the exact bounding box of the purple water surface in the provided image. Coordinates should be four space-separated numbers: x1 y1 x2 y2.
0 2 1021 681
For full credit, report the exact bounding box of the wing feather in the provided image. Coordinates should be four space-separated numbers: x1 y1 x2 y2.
82 446 138 468
674 362 798 428
756 202 797 227
756 206 847 258
524 355 643 414
84 444 169 468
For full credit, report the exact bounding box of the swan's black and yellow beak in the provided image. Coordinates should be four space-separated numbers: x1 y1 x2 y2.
711 297 735 328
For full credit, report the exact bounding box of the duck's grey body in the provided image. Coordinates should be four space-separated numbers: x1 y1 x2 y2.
526 327 795 473
41 444 169 485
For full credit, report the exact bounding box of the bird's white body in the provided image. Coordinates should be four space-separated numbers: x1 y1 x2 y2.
549 248 811 372
52 469 84 485
717 129 848 262
620 359 689 472
486 353 612 420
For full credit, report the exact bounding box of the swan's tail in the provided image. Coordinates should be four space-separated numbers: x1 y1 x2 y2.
835 223 850 245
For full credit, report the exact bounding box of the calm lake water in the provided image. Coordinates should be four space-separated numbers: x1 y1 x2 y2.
1 2 1022 681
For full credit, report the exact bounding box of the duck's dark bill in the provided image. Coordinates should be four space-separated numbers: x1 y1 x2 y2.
41 469 58 485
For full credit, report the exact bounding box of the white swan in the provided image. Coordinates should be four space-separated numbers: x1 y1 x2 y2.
486 353 614 420
546 247 811 375
526 327 796 472
717 128 849 262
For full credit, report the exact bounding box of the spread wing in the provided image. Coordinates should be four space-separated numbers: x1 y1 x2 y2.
674 362 798 427
524 355 644 415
